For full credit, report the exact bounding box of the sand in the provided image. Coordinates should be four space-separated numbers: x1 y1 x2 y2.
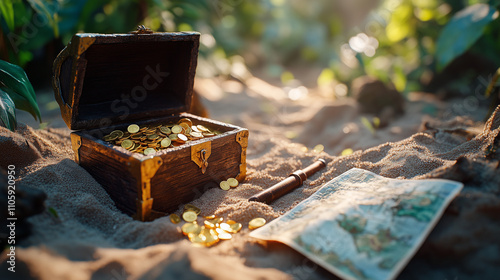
0 80 499 280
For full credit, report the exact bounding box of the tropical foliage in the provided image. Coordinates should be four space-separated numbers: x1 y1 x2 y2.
0 59 41 130
0 0 499 130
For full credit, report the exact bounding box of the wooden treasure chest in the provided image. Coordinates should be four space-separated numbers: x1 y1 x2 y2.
52 28 248 221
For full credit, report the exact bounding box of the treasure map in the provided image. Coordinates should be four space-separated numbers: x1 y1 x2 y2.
250 168 463 280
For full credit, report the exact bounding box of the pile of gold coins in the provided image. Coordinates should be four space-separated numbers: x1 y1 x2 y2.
102 118 219 155
170 204 267 247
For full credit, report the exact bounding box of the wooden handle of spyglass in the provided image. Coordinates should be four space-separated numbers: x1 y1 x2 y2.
248 159 326 204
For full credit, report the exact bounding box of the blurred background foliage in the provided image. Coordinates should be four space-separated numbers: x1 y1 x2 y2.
0 0 499 98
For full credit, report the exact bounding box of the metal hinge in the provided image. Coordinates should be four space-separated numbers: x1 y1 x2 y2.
235 130 249 182
128 156 163 221
70 133 82 164
191 141 211 174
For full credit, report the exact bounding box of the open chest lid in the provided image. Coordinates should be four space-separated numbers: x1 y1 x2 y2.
52 28 200 130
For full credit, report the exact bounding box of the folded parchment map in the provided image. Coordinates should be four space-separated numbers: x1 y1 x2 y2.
250 168 463 280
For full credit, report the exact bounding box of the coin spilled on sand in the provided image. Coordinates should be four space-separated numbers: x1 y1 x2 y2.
173 204 264 247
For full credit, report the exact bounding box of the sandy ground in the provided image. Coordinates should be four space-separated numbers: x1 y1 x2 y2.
1 77 499 280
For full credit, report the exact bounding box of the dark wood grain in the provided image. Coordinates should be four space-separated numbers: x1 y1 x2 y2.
76 133 138 215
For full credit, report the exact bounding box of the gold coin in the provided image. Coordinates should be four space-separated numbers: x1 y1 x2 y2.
229 222 242 233
103 134 113 142
313 144 324 153
226 220 236 225
129 143 139 152
160 138 171 148
143 148 156 155
188 232 206 245
107 133 119 141
204 220 217 229
160 126 171 135
204 215 216 219
204 217 223 229
179 123 191 134
211 217 223 224
168 134 178 141
190 131 203 138
249 218 266 230
191 125 200 132
169 214 181 224
216 228 232 240
181 222 200 236
177 133 188 142
184 204 201 215
121 139 134 149
227 178 239 187
219 181 230 191
201 228 219 246
111 130 124 138
182 210 198 222
147 134 159 140
179 118 193 127
127 124 140 134
197 125 209 132
171 125 183 134
219 223 232 232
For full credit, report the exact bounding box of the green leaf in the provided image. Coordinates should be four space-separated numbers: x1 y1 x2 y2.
490 0 500 7
56 0 90 36
1 86 38 121
12 0 31 29
373 117 381 129
27 0 59 37
48 207 58 218
75 0 105 31
436 4 499 71
0 0 15 31
361 116 375 135
0 88 17 131
0 59 41 121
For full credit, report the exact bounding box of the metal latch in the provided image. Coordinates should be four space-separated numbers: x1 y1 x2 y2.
191 141 211 174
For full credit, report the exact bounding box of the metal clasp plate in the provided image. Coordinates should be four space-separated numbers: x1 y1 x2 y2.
70 133 82 164
191 141 211 174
